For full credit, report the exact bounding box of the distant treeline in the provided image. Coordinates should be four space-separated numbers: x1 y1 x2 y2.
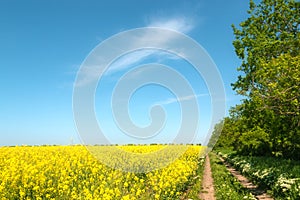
4 143 202 147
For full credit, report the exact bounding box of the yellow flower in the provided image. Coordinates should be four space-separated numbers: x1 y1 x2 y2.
121 195 131 200
0 145 205 199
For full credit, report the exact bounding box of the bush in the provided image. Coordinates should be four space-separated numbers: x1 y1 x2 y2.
239 126 271 156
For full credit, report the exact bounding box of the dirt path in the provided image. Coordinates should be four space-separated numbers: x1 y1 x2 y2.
218 156 274 200
199 155 216 200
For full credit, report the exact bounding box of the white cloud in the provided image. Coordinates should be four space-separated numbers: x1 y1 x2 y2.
105 50 155 75
157 93 209 105
105 49 181 76
147 17 194 34
104 17 195 75
74 16 196 87
74 65 103 87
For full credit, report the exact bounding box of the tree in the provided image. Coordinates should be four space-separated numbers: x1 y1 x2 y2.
225 0 300 159
251 54 300 157
252 54 300 118
232 0 300 96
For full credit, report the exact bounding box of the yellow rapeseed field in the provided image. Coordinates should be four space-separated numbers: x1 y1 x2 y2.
0 145 205 200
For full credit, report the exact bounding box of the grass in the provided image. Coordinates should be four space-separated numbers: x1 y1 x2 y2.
209 152 256 200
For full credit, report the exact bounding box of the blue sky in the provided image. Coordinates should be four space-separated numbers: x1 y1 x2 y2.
0 0 252 146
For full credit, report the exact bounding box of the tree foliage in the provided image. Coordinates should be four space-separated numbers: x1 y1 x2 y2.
211 0 300 159
232 0 300 96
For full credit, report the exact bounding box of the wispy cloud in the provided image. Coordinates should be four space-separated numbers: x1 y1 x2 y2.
104 17 195 76
105 50 181 76
156 93 209 105
74 16 196 87
147 17 194 33
74 65 103 87
105 50 155 75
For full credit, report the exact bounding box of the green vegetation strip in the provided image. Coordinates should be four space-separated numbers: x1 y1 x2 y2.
209 152 256 200
218 151 300 199
181 157 205 200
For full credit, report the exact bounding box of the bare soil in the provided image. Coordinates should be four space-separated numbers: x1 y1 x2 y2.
199 155 216 200
218 156 274 200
